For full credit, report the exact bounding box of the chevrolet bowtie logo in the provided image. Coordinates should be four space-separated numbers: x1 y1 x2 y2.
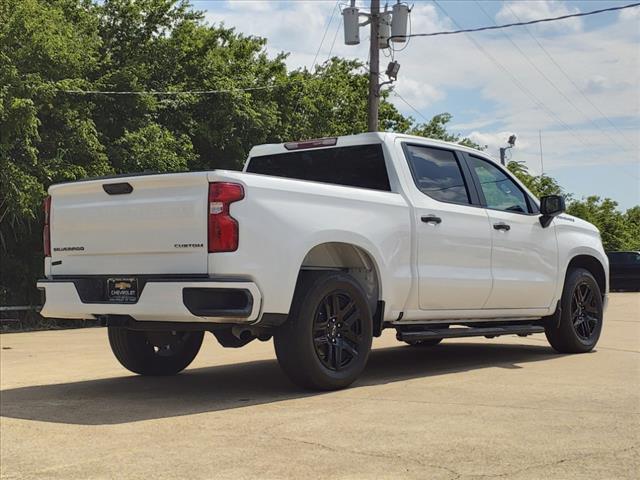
114 281 132 290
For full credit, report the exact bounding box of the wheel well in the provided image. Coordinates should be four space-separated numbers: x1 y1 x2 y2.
567 255 606 297
300 242 380 314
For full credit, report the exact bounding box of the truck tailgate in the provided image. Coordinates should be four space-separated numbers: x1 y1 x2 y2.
48 172 210 275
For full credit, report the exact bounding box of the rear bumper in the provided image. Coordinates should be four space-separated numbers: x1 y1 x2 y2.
37 277 261 324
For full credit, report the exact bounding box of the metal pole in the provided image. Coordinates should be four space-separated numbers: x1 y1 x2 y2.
499 147 506 166
367 0 380 132
539 129 544 175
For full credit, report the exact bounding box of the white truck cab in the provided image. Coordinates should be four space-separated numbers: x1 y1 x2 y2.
38 133 608 389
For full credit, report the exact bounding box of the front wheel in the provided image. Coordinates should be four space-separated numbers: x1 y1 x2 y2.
274 272 373 390
108 327 204 375
545 268 603 353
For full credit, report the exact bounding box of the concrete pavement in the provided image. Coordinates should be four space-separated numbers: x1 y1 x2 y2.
1 293 638 479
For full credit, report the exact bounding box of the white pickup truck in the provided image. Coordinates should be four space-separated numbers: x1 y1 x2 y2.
38 133 608 389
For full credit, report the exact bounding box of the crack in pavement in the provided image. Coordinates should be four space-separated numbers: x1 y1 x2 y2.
3 429 638 480
343 395 640 416
271 435 463 478
246 437 639 480
465 444 639 479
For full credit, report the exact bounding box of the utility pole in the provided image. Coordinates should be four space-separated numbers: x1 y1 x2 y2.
343 0 407 132
367 0 380 132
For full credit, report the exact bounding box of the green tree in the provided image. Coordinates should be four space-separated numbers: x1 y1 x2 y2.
506 159 638 251
1 0 110 305
566 196 636 251
506 161 563 198
623 206 640 250
113 124 195 173
410 113 482 150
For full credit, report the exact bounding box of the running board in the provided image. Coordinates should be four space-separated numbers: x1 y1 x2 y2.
396 324 545 342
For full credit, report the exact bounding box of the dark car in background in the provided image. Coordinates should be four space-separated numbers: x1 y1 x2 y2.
606 251 640 291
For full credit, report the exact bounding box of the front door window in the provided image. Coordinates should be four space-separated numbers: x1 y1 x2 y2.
467 155 530 213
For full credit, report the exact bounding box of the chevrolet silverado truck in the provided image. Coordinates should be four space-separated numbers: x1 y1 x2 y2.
37 133 608 390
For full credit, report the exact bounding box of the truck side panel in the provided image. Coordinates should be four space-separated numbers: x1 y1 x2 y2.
207 170 413 320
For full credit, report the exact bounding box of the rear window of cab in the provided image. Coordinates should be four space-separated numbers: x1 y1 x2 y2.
246 144 391 191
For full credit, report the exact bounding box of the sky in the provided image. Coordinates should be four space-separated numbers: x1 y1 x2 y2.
194 0 640 210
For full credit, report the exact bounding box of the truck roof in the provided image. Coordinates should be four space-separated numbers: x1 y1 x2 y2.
248 132 492 162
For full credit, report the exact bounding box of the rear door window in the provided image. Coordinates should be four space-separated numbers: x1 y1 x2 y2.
246 144 391 191
403 144 471 204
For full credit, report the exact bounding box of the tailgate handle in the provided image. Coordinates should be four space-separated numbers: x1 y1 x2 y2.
103 182 133 195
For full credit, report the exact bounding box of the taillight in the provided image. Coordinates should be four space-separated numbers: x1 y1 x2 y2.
208 182 244 252
43 195 51 257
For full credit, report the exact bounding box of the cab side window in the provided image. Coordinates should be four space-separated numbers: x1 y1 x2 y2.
467 155 530 213
404 145 471 205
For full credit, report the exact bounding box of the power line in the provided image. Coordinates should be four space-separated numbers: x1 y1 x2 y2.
364 65 429 124
434 3 639 182
293 1 339 118
432 1 595 152
472 0 634 153
379 64 639 184
310 1 340 72
56 85 280 95
388 2 640 43
504 2 638 147
326 5 342 62
392 89 430 124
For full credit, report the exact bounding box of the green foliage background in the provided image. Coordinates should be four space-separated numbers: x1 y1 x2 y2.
507 161 640 252
1 0 638 306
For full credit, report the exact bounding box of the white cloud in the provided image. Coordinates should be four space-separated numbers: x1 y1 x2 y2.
450 117 504 131
222 1 271 13
467 130 527 152
619 5 640 22
392 77 444 110
204 1 340 68
582 75 624 94
496 0 583 33
407 3 451 34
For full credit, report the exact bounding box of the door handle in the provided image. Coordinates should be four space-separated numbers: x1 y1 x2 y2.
421 215 442 225
493 222 511 231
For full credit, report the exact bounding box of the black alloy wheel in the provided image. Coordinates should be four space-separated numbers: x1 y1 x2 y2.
571 281 600 341
545 267 603 353
274 271 373 390
312 291 363 372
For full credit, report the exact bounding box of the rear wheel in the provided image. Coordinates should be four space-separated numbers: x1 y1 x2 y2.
545 268 603 353
274 272 373 390
108 327 204 375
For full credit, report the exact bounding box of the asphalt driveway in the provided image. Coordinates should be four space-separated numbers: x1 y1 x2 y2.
1 293 638 479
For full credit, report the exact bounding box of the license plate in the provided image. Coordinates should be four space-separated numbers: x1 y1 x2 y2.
107 278 138 303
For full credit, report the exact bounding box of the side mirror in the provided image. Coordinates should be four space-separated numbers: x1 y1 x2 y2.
539 195 565 227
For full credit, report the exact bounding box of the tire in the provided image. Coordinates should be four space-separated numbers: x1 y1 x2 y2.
545 268 603 353
274 271 373 390
404 338 443 347
108 327 204 375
